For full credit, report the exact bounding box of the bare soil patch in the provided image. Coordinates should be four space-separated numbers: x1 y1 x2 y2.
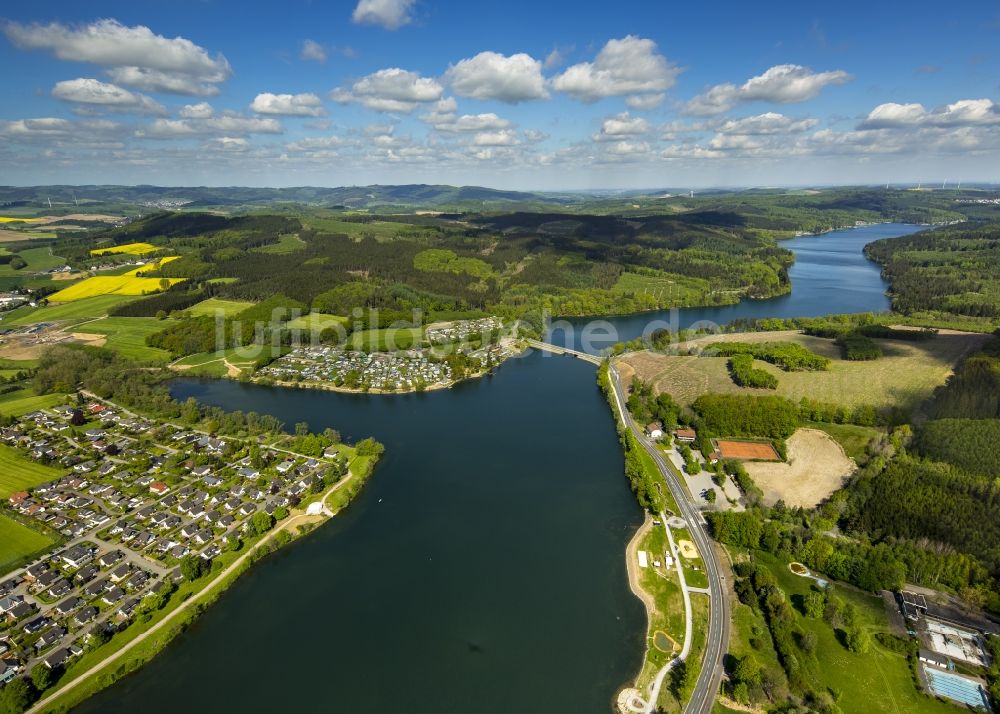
744 428 855 508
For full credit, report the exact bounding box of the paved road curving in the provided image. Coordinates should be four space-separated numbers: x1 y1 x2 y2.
608 362 730 714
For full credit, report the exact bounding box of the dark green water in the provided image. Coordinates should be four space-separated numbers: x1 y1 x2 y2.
73 223 921 713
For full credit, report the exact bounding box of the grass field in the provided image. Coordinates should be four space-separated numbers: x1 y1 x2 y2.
744 551 957 714
0 444 63 497
0 246 66 277
186 297 256 318
0 387 65 416
804 421 881 461
284 312 349 332
171 345 276 377
256 233 306 254
83 317 175 362
349 326 424 351
90 242 158 256
4 294 139 325
623 330 989 412
0 514 54 572
613 270 713 304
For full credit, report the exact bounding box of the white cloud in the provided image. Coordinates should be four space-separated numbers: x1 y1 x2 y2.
180 102 214 119
332 68 443 113
104 67 222 97
552 36 680 103
860 98 1000 128
593 112 650 141
0 117 125 146
251 92 326 117
52 78 166 116
351 0 415 30
605 140 650 156
137 114 282 139
300 39 327 63
685 64 852 115
625 93 665 110
445 52 548 103
543 49 565 70
473 129 520 146
717 112 818 135
523 129 548 142
3 19 231 96
204 136 249 152
286 135 348 151
428 111 512 133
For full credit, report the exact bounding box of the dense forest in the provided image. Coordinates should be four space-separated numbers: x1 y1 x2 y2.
865 221 1000 325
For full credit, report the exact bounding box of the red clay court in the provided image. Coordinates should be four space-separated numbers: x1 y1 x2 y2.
715 439 781 461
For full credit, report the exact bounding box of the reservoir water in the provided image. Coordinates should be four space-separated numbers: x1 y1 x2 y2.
73 223 924 714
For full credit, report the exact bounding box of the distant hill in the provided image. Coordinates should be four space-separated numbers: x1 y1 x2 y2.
0 184 577 210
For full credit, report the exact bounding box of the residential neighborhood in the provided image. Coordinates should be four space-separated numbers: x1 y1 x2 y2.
0 398 350 687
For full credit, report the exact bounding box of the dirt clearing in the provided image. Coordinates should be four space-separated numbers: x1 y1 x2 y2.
744 428 855 508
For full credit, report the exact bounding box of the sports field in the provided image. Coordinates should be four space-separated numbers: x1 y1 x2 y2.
622 329 989 412
0 514 54 572
715 440 780 461
0 444 63 497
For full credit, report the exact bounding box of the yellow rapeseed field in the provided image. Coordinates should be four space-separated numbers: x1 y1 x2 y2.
0 217 41 223
90 242 158 256
48 256 185 302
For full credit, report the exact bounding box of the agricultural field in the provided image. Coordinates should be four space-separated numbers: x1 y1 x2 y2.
90 241 158 256
82 316 176 362
48 258 186 301
186 297 256 318
0 216 42 224
413 248 493 278
3 294 138 326
0 443 63 498
622 330 989 412
0 514 54 572
0 387 65 417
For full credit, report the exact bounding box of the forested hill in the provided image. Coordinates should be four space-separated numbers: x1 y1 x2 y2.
865 221 1000 330
0 184 574 211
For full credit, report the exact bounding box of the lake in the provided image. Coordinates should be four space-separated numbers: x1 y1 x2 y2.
73 223 923 714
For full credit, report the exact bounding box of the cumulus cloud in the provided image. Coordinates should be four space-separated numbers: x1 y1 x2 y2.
331 68 443 113
860 98 1000 128
625 93 665 110
300 39 327 63
52 78 166 115
352 0 415 30
3 19 231 96
432 113 512 133
204 136 249 152
605 140 650 156
285 135 349 152
593 112 651 141
445 52 548 103
473 129 520 146
180 102 214 119
684 64 852 115
717 112 818 135
251 92 325 117
0 117 125 147
552 36 680 103
137 114 282 139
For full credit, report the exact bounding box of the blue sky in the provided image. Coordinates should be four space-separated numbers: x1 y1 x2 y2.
1 0 998 189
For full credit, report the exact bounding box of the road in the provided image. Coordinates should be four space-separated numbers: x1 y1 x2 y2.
607 362 730 714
